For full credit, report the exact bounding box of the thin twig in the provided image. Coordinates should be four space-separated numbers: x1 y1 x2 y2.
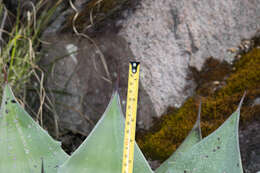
44 89 60 138
69 0 112 83
0 6 8 52
2 64 8 83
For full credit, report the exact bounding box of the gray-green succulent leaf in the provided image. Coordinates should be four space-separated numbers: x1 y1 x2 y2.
155 102 202 173
58 91 153 173
0 85 68 173
166 94 245 173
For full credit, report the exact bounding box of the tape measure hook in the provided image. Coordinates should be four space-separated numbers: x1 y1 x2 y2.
130 61 140 74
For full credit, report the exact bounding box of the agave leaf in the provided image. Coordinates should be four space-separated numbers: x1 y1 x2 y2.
166 95 245 173
58 92 153 173
0 85 68 173
155 103 202 173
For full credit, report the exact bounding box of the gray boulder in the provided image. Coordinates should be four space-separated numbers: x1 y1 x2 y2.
119 0 260 117
42 0 260 133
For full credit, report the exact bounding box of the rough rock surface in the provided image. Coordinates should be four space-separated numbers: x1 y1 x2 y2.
43 0 260 131
119 0 260 116
240 119 260 173
42 32 155 136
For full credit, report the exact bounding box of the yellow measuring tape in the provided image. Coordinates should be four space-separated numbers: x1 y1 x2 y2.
122 62 140 173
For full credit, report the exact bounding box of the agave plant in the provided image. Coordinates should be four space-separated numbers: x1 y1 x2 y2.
0 84 252 173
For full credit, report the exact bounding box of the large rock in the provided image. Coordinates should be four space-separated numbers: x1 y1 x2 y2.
118 0 260 116
42 0 260 133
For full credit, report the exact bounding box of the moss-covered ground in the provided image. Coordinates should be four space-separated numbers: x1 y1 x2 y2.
137 37 260 161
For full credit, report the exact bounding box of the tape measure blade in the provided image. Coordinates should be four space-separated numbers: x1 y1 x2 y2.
122 62 140 173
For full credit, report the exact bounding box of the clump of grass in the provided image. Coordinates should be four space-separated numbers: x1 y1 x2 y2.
137 38 260 161
0 1 62 125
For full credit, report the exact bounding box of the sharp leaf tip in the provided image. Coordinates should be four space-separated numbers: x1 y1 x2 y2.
197 101 202 122
238 91 246 111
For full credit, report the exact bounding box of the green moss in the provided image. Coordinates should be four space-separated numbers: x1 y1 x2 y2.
137 46 260 161
189 57 232 96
